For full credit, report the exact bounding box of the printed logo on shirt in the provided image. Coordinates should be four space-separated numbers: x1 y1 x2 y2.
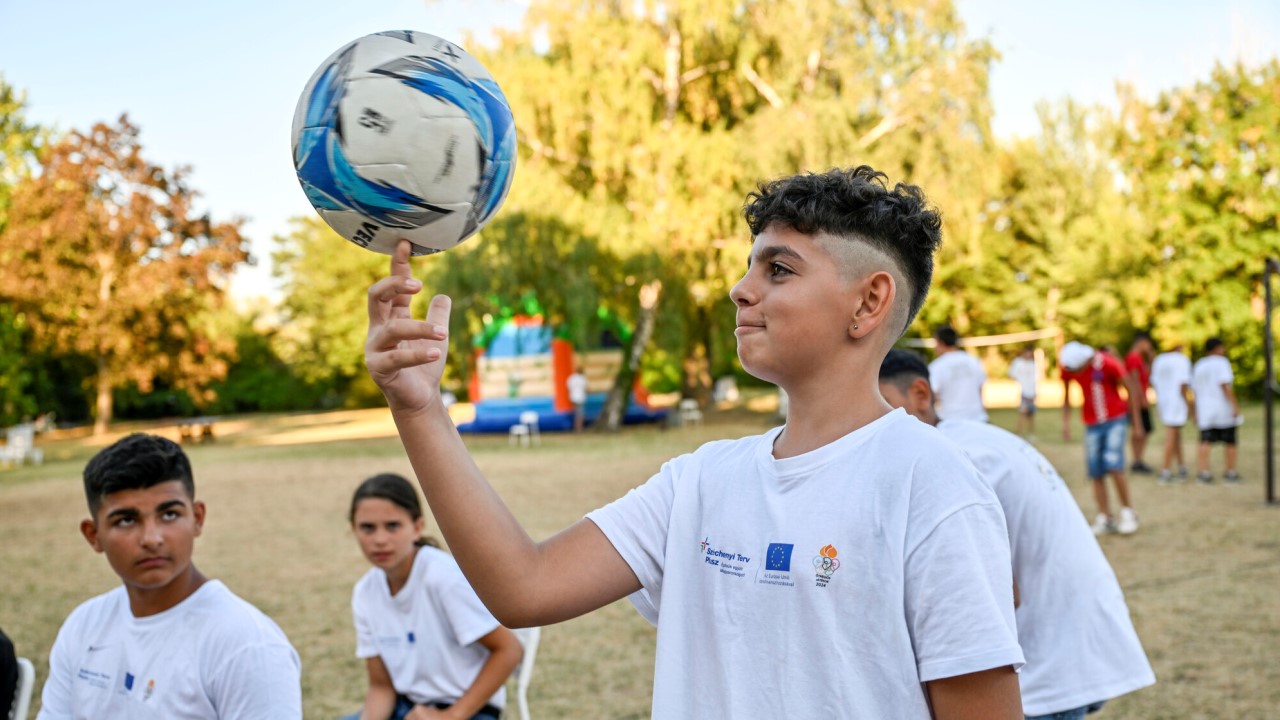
119 671 136 696
76 667 111 690
812 544 841 588
757 542 795 587
144 679 156 701
407 631 416 644
699 537 751 578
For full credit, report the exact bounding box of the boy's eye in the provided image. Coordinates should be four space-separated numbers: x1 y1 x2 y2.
113 517 135 527
385 522 401 531
769 262 792 277
162 510 180 521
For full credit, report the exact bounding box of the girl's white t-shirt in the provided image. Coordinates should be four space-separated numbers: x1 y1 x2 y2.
352 546 505 708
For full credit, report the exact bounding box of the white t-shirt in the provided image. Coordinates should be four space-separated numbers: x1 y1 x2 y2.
39 581 301 720
1008 356 1038 399
929 351 989 422
1192 355 1235 429
352 546 505 709
1150 351 1193 427
937 419 1156 716
566 373 588 405
587 409 1023 719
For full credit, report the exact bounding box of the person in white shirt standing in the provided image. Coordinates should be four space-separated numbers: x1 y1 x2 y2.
929 325 988 422
39 433 302 720
1149 343 1194 484
880 349 1156 720
1191 337 1241 484
1008 345 1039 439
566 365 589 433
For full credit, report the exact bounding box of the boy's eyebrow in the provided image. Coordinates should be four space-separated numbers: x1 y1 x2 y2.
748 244 804 268
105 507 140 521
155 499 188 513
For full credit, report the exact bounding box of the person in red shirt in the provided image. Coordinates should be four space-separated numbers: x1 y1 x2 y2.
1124 332 1155 474
1060 342 1146 535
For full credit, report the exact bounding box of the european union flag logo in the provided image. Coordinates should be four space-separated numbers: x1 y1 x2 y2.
124 673 135 691
765 543 794 571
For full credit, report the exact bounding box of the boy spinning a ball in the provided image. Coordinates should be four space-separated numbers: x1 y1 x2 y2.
365 166 1023 718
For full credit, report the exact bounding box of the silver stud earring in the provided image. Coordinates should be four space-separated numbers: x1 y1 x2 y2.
853 323 860 331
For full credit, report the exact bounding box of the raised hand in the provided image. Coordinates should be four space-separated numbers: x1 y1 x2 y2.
365 239 451 416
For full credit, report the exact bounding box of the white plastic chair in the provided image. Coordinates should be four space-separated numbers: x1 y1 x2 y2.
510 627 540 720
677 399 703 427
11 656 34 720
508 411 541 447
0 425 42 467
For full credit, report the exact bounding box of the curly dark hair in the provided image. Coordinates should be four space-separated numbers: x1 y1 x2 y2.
742 166 942 332
83 433 194 516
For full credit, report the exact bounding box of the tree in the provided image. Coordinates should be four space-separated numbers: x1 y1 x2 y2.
479 0 1000 410
1111 61 1280 388
273 216 388 401
0 116 248 434
0 77 46 425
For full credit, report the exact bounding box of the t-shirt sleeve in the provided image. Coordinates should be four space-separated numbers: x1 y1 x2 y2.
904 492 1024 682
36 612 77 720
437 564 502 648
207 638 302 719
585 454 685 624
352 583 379 659
1216 360 1235 386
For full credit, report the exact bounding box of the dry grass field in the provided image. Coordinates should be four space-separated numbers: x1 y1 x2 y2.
2 398 1278 719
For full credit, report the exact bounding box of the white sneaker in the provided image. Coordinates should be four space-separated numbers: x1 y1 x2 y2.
1157 469 1172 485
1117 507 1140 535
1091 513 1116 535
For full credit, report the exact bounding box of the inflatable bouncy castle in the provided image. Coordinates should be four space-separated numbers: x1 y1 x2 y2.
457 306 667 433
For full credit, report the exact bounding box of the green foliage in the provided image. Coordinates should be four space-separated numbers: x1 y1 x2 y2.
0 305 37 425
0 116 249 433
1109 61 1280 390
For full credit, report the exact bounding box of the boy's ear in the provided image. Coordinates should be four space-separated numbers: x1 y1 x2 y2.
910 377 934 408
192 500 206 538
849 270 897 339
81 518 104 553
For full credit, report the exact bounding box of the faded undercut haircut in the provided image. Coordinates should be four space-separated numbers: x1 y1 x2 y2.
82 433 194 516
742 166 943 334
879 348 932 393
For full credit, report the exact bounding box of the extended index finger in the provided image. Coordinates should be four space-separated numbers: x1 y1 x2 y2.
390 239 416 316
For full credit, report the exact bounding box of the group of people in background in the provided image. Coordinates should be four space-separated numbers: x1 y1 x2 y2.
929 324 1242 538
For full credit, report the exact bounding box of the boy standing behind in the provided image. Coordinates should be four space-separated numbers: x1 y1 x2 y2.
1060 341 1144 536
880 349 1156 719
365 166 1024 718
38 433 301 719
1008 345 1039 439
1191 337 1241 484
1149 343 1194 483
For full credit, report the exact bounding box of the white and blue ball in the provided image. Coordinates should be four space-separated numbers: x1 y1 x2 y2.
291 30 515 255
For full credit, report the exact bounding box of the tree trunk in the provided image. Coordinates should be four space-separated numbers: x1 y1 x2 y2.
599 281 662 432
93 364 112 436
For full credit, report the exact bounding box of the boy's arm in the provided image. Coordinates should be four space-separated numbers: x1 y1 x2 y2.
926 666 1022 720
1123 370 1146 441
366 241 641 627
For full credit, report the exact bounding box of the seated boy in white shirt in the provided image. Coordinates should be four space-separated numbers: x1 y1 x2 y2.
38 433 302 720
364 166 1025 718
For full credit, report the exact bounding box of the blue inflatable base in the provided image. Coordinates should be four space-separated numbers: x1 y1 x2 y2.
457 395 667 433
